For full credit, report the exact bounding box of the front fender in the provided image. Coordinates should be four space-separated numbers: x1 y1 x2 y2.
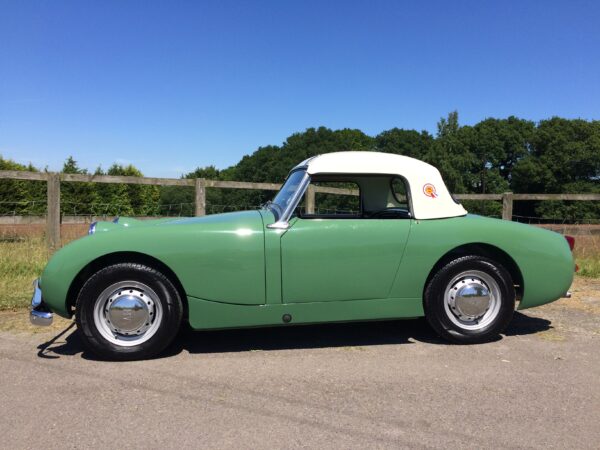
41 211 267 317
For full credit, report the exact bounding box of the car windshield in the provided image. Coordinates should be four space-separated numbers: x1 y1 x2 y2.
269 170 306 218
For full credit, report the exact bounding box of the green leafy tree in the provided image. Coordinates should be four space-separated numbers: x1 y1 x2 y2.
459 117 535 194
423 113 532 216
159 165 225 216
0 156 45 215
374 128 434 160
222 127 374 209
3 115 600 223
60 156 99 216
426 111 473 194
92 166 131 216
104 164 160 216
512 118 600 220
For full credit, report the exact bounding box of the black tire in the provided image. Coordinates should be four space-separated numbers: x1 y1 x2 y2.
75 263 183 360
424 255 515 344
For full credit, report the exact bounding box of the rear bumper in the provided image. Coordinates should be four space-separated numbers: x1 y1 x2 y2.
30 279 53 326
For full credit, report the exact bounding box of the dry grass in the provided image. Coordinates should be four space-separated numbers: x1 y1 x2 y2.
0 309 72 334
577 258 600 278
0 236 49 310
0 224 599 311
0 224 87 311
569 234 600 278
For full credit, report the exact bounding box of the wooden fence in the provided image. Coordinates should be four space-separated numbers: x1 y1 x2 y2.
1 170 600 250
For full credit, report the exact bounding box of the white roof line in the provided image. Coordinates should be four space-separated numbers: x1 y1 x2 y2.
293 151 467 220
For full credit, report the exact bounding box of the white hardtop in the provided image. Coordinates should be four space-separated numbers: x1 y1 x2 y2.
294 151 467 220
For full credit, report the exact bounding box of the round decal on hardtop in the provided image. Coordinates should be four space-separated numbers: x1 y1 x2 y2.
423 183 438 198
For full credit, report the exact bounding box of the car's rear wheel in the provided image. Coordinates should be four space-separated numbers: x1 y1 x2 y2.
424 255 515 344
75 263 183 360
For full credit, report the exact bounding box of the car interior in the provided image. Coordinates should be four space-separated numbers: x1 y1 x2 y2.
296 174 412 219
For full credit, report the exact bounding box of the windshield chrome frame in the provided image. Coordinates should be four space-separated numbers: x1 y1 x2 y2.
267 169 310 229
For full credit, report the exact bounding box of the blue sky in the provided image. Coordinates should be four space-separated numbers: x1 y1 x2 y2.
1 0 599 177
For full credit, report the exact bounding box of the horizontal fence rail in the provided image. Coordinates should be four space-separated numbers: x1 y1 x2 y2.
1 170 599 250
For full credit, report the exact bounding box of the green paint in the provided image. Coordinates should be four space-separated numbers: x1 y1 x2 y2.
39 210 573 326
280 217 411 302
187 295 423 330
390 215 573 309
41 211 267 316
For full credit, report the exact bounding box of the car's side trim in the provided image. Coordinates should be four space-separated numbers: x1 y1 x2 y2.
187 295 424 330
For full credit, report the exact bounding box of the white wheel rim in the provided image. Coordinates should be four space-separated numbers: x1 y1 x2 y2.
93 281 163 347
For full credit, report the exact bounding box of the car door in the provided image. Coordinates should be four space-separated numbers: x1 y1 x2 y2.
280 217 411 303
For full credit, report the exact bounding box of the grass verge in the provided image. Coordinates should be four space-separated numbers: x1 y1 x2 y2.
0 237 49 310
576 258 600 278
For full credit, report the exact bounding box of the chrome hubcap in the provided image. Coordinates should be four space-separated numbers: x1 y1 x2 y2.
444 271 501 331
106 289 153 335
449 279 491 321
93 281 163 347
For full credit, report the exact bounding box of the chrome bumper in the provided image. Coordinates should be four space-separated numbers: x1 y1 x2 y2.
30 279 53 326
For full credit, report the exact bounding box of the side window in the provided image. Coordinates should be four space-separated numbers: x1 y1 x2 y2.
295 176 411 219
301 181 361 217
390 177 409 210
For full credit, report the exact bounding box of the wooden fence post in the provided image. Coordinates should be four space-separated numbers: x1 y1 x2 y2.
46 172 61 251
306 185 315 214
502 192 513 221
195 178 206 216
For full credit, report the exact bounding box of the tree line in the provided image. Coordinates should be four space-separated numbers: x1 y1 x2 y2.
0 157 161 217
1 112 599 220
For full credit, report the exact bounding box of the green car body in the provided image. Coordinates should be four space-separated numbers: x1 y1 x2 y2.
35 151 575 351
40 210 574 330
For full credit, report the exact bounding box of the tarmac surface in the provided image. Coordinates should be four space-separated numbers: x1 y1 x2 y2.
1 277 599 449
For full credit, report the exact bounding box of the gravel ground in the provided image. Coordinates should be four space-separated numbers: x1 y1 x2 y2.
1 277 599 449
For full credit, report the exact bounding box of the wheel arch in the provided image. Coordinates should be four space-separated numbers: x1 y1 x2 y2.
423 243 524 302
66 251 188 319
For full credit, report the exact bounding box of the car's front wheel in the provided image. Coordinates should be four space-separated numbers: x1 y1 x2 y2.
424 255 515 344
76 263 183 360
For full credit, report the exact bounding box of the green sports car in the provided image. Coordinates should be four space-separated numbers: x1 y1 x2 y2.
30 152 575 360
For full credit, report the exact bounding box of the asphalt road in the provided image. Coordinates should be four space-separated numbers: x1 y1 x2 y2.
1 279 599 449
